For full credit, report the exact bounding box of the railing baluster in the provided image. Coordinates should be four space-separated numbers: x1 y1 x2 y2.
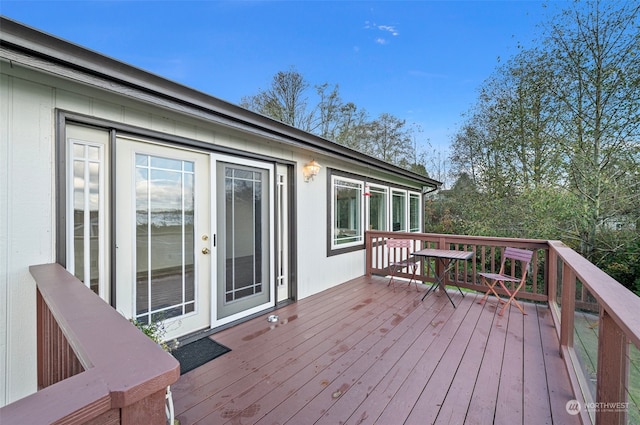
560 263 576 351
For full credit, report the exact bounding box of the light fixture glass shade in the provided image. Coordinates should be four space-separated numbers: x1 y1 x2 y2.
303 160 321 182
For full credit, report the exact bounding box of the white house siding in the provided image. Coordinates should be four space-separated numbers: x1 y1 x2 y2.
0 45 430 405
0 72 57 405
294 163 364 299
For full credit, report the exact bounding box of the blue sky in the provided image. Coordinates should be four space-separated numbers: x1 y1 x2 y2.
1 1 565 153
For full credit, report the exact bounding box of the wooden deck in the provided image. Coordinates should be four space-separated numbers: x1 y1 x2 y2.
171 275 580 425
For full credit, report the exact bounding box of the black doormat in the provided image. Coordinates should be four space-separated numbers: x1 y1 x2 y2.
171 337 231 375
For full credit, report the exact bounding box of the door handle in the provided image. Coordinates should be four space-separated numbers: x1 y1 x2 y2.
202 247 210 255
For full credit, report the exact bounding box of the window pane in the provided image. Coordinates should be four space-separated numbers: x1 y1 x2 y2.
409 193 421 232
224 166 266 304
368 186 388 231
392 191 406 231
334 179 362 245
135 154 196 323
67 125 110 302
71 144 102 295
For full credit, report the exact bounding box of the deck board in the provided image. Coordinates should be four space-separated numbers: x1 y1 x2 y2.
173 275 580 425
494 304 524 425
523 304 552 425
432 298 496 425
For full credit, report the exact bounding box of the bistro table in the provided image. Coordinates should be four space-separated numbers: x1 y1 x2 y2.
411 248 475 308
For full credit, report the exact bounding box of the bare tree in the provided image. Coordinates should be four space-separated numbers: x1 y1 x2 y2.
364 113 414 165
240 67 311 131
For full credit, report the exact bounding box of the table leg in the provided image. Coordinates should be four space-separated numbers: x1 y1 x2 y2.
421 257 439 300
420 258 464 308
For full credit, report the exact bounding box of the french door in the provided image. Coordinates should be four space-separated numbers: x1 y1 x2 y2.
214 157 274 326
116 139 212 339
67 124 286 337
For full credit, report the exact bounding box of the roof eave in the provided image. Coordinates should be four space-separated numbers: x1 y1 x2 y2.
0 16 441 189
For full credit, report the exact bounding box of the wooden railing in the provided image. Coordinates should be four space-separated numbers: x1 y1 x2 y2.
365 231 549 301
365 231 640 425
548 241 640 425
0 264 180 424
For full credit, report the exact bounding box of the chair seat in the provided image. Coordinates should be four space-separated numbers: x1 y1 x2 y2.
386 239 419 292
390 258 418 267
478 272 520 282
478 247 534 316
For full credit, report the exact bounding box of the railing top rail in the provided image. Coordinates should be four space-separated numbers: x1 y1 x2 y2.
549 240 640 349
1 368 112 423
366 230 550 249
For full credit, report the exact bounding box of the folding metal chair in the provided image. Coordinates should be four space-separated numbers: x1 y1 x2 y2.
386 239 419 292
478 247 533 316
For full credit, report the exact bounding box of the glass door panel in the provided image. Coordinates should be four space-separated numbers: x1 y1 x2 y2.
116 140 211 339
134 154 196 323
216 160 273 322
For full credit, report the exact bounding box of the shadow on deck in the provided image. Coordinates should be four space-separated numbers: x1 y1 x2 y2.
172 275 579 425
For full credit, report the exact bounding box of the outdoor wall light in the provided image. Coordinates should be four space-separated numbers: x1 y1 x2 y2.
303 160 321 182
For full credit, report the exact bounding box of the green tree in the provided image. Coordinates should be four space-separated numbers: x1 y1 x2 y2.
544 0 640 261
450 48 563 197
446 0 640 290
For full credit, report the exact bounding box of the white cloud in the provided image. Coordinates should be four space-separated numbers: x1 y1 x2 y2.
378 25 398 36
364 21 399 44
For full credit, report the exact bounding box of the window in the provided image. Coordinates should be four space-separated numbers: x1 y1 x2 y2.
66 125 110 301
392 190 407 231
409 192 421 232
328 170 423 255
367 185 388 231
332 177 363 248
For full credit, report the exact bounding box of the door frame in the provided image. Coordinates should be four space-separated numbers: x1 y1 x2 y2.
58 112 296 334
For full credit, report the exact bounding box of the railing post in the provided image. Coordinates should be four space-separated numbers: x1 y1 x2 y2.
596 309 629 425
365 231 372 277
560 263 575 352
121 388 167 424
547 249 557 305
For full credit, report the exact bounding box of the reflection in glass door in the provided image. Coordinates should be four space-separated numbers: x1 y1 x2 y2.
216 160 273 323
134 154 196 324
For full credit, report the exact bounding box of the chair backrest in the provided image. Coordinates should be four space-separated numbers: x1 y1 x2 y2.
499 247 534 278
386 239 413 249
386 239 413 264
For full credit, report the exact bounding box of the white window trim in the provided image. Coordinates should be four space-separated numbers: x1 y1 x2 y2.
66 138 108 301
328 170 423 255
391 189 408 232
366 183 389 232
331 175 364 250
409 191 422 233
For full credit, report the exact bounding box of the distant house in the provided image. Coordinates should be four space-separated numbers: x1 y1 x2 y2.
0 17 439 405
